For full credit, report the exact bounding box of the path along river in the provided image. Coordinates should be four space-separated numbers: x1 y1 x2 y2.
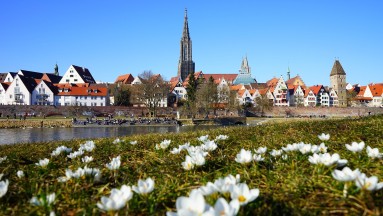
0 125 229 145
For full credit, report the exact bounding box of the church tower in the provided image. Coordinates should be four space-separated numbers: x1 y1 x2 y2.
54 63 59 76
177 9 195 81
330 60 347 107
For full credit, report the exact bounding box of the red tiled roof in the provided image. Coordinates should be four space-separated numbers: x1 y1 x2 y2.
115 74 134 84
230 84 243 91
258 88 268 95
183 71 204 85
266 77 279 87
356 86 366 97
55 83 107 96
309 85 323 95
286 75 306 88
369 84 383 97
202 74 238 83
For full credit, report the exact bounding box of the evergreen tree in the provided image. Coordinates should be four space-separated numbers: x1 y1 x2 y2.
114 88 131 106
186 71 197 103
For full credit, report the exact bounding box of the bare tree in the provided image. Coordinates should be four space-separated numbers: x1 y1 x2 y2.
195 76 218 117
255 95 273 116
133 71 170 117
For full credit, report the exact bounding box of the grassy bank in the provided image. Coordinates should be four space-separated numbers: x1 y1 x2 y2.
0 119 72 128
0 115 383 215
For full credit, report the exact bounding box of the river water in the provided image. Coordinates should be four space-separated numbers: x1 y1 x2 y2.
0 125 227 145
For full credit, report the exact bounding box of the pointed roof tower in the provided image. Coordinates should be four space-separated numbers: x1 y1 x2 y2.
182 9 190 40
240 56 250 74
54 63 59 76
330 60 346 76
177 8 195 81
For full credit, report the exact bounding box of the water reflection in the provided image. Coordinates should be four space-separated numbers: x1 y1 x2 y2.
0 125 224 145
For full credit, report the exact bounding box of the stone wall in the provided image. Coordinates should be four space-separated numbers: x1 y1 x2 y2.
261 106 383 118
0 105 176 118
0 105 381 119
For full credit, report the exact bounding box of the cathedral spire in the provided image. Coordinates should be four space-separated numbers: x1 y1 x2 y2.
178 8 195 81
182 8 190 40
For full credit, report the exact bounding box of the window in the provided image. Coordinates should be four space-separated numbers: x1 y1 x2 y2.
70 75 74 77
16 79 19 87
74 79 78 82
66 79 70 82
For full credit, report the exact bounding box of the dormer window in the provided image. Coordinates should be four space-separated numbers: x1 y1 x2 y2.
87 89 92 93
94 89 98 93
64 88 69 92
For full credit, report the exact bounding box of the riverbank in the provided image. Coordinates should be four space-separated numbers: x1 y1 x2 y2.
0 115 382 215
0 119 72 128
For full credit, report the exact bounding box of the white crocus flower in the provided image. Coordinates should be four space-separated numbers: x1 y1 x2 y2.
30 193 56 206
198 182 218 196
253 154 265 162
173 190 211 216
255 146 267 154
332 167 361 182
79 140 96 152
213 198 240 216
318 133 330 141
215 135 228 141
202 140 218 152
282 144 296 152
270 149 283 158
299 144 312 154
17 170 25 178
132 177 155 195
51 145 72 156
309 153 346 167
230 183 260 206
366 146 382 159
170 147 182 154
355 173 383 191
0 156 7 163
190 152 206 166
345 141 365 153
181 155 194 170
112 138 121 144
318 143 328 153
106 156 121 170
97 185 133 211
282 154 289 160
156 139 171 150
235 149 252 164
67 149 84 159
130 140 137 145
82 156 93 163
35 158 49 168
0 178 9 198
197 135 209 143
214 175 239 194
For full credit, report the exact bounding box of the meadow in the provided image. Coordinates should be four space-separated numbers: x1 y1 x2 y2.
0 115 382 215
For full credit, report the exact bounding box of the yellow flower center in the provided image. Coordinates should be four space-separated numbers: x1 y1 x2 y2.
238 195 246 203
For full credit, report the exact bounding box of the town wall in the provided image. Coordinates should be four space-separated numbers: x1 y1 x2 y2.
0 105 382 119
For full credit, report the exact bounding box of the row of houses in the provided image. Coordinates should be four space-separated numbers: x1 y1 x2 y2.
0 65 110 106
1 60 382 109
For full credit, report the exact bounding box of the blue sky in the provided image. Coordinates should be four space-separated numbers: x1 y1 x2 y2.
1 0 382 86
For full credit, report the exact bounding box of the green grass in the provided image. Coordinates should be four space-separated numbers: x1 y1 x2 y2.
1 115 383 215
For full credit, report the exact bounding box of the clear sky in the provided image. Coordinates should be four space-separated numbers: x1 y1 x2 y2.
1 0 382 86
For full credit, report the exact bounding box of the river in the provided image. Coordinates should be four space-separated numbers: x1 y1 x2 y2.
0 125 228 145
